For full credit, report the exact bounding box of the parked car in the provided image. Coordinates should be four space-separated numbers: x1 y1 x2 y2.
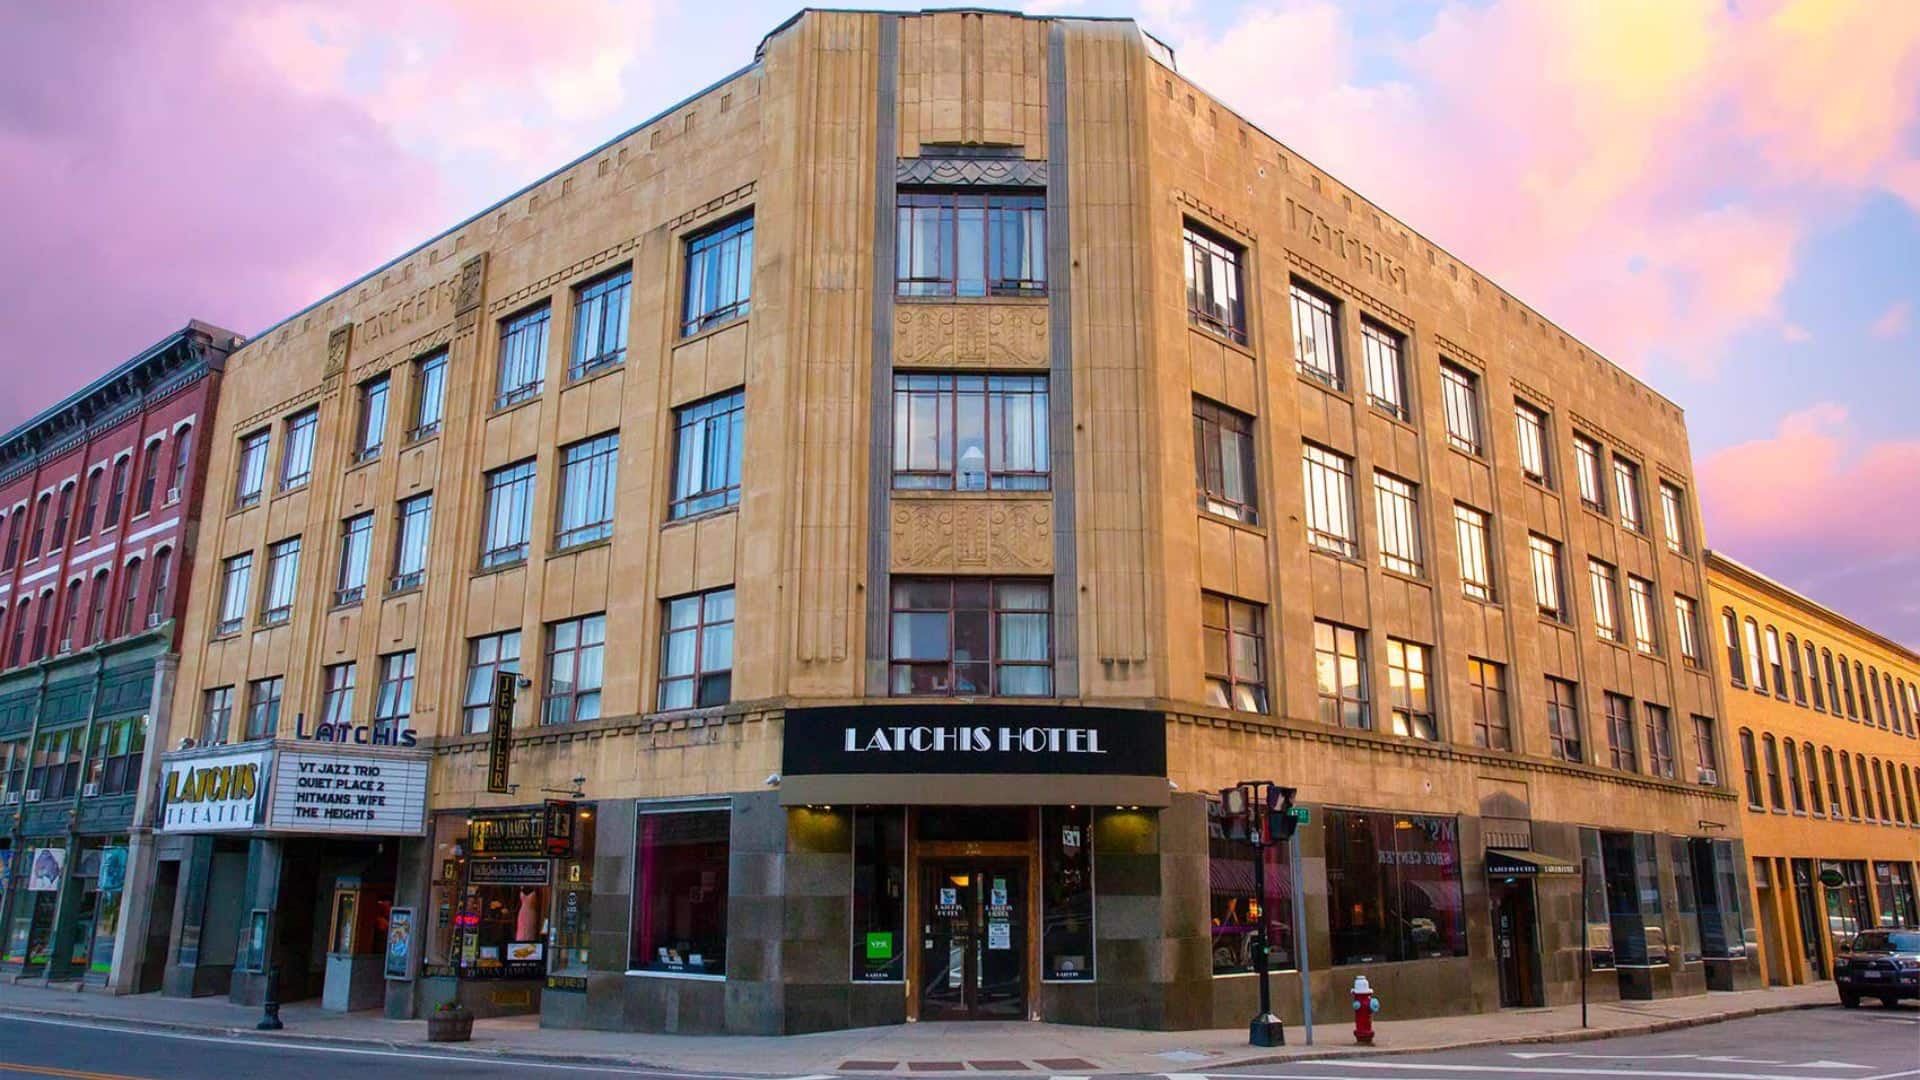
1833 929 1920 1008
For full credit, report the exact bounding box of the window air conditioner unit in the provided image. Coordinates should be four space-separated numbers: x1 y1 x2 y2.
165 486 181 504
0 791 17 805
24 789 42 803
57 638 72 653
147 612 163 628
1697 767 1719 786
82 782 99 798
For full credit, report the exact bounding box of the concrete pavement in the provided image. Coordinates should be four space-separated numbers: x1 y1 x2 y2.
0 979 1844 1076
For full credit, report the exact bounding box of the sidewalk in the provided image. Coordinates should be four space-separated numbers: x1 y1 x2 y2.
0 978 1836 1076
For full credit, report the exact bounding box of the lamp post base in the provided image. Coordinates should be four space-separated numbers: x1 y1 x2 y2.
1249 1015 1286 1047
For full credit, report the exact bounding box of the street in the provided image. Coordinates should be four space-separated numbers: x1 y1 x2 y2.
0 1004 1913 1080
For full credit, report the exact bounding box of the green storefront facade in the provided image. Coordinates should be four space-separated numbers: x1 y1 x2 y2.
0 629 169 985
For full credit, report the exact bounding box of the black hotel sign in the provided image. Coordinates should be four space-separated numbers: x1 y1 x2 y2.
782 704 1166 778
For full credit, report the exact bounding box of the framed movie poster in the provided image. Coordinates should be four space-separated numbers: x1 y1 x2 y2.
385 907 415 980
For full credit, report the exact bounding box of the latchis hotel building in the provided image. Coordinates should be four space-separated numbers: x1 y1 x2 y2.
155 9 1762 1034
1706 552 1919 990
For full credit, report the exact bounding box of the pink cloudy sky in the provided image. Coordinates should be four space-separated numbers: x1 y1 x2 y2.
3 1 1917 645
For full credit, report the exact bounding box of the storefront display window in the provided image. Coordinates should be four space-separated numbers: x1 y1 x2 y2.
1874 862 1917 928
425 812 467 967
1042 804 1095 981
1668 837 1702 964
1687 837 1745 959
1325 808 1466 966
852 808 906 982
1825 860 1871 956
631 804 729 976
1580 829 1614 969
550 804 597 979
1208 798 1295 974
1599 831 1665 966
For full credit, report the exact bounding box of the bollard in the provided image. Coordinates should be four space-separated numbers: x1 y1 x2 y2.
257 964 284 1030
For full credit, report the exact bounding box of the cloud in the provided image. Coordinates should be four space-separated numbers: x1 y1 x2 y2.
1697 403 1920 646
1781 323 1813 343
1166 0 1920 380
1870 300 1911 339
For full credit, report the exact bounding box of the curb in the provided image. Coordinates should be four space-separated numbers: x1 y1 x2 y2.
0 994 1834 1077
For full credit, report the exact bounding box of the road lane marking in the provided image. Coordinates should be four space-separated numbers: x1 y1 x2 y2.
0 1063 146 1080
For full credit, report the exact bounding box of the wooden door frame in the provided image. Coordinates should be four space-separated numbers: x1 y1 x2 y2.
904 807 1040 1022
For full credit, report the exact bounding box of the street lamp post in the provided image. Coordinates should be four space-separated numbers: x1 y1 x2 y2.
1226 780 1300 1048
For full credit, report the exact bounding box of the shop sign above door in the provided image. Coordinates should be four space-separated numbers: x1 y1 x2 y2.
782 704 1167 778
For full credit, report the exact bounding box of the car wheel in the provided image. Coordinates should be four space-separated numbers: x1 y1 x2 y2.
1839 992 1860 1008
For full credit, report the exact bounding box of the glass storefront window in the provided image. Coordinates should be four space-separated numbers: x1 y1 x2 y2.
1599 831 1666 966
631 805 729 976
1579 828 1614 969
1325 808 1466 966
1042 805 1095 981
1875 862 1917 928
425 812 468 967
1825 860 1871 956
1207 798 1296 974
852 808 906 982
1686 837 1745 959
550 804 598 978
1668 837 1702 964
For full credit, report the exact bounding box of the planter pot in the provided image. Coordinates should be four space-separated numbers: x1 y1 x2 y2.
427 1009 474 1042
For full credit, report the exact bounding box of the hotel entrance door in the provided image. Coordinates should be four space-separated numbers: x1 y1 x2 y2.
919 861 1026 1020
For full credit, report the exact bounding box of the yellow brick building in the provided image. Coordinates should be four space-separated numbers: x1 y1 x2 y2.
1706 551 1920 991
147 9 1762 1033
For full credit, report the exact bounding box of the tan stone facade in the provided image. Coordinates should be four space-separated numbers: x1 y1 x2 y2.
1706 552 1920 993
160 9 1763 1033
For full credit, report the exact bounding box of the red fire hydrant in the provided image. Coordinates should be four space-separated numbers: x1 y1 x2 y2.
1351 974 1380 1044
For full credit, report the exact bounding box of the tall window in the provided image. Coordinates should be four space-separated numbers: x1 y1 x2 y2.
1763 627 1786 697
1605 692 1637 772
85 571 109 645
30 591 51 660
1361 321 1407 419
1723 610 1746 686
1612 457 1643 532
682 214 754 335
1806 642 1826 710
1514 401 1550 484
50 483 73 549
570 266 632 378
260 537 300 626
1288 280 1342 385
1658 482 1687 553
1589 559 1620 642
1 509 19 569
7 598 25 666
320 662 355 726
1184 225 1248 345
1386 639 1434 740
1314 620 1368 729
26 494 47 559
391 493 432 591
168 425 194 502
1644 704 1675 779
631 806 731 976
336 512 373 606
117 559 142 636
544 614 606 724
480 459 536 568
1788 634 1805 704
1823 746 1844 817
1762 734 1786 810
1374 472 1422 576
375 651 416 734
1626 575 1659 655
1841 752 1862 818
897 192 1045 297
1574 434 1605 512
147 547 173 625
356 375 389 461
1192 398 1258 522
235 431 268 507
1783 738 1805 813
1547 677 1583 763
201 687 234 743
1468 658 1510 750
1520 534 1566 618
660 588 736 710
1202 593 1268 714
280 409 317 492
462 630 522 733
1453 504 1495 601
245 676 283 740
556 433 620 549
75 471 100 538
496 304 551 409
1839 654 1858 717
106 455 131 523
410 350 447 441
670 389 745 519
1744 619 1766 692
217 553 252 636
1673 595 1701 666
134 439 161 515
1301 442 1357 557
1738 729 1763 807
894 375 1050 492
59 580 81 650
1439 363 1482 455
889 577 1051 697
1692 714 1719 782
